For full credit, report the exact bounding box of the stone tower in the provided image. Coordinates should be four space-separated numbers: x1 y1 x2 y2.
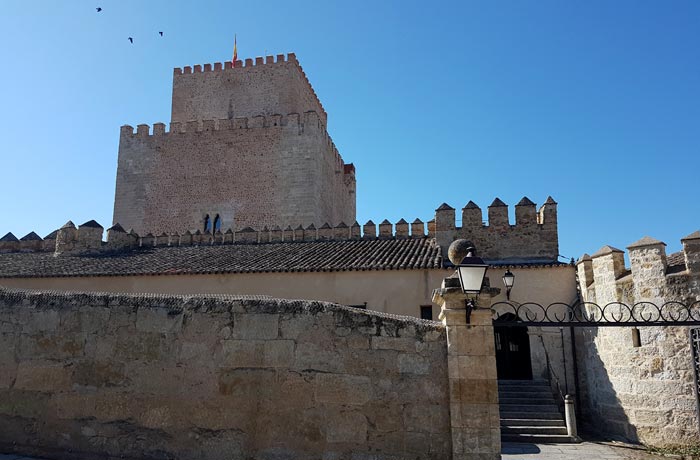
113 53 356 235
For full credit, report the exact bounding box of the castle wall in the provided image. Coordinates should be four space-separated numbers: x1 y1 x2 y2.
433 198 559 261
171 54 327 125
575 234 700 446
0 288 451 460
113 113 355 235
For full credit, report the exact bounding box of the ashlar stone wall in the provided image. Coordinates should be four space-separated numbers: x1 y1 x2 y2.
113 112 355 235
575 233 700 446
0 288 450 460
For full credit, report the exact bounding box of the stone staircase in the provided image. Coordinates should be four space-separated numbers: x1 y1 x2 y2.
499 379 577 443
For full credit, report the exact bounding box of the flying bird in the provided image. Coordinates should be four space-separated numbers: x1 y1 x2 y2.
159 31 163 37
128 37 133 44
96 7 102 12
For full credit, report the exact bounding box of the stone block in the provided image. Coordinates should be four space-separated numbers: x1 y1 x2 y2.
397 354 430 375
231 314 279 340
49 392 97 419
24 309 60 332
220 340 294 368
136 307 183 333
14 361 73 392
315 374 372 405
458 355 497 380
325 408 368 443
370 336 415 352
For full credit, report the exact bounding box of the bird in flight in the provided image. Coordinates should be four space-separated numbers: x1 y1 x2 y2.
96 7 102 12
159 31 163 37
128 37 133 44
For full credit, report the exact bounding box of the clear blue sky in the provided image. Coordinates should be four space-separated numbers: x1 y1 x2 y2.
0 0 698 261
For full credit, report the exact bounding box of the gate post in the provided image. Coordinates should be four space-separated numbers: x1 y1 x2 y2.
433 277 500 460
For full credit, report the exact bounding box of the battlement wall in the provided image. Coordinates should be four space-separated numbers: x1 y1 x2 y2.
432 197 559 260
171 53 327 125
574 231 700 446
113 111 355 235
3 197 557 261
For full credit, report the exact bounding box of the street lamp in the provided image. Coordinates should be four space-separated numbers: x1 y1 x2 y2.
502 269 515 300
455 247 489 323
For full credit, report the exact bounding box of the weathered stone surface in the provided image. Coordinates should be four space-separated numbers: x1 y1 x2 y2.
0 288 449 460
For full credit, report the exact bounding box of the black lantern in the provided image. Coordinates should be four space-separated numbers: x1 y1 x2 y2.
456 249 489 294
502 269 515 300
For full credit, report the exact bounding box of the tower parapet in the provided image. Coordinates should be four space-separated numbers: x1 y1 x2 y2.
171 53 327 125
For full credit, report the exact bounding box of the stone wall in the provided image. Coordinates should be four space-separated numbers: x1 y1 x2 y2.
433 197 559 261
171 54 327 125
112 112 355 235
575 232 700 446
0 288 451 460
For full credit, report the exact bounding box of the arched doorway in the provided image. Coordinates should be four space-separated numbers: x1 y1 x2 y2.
494 313 533 380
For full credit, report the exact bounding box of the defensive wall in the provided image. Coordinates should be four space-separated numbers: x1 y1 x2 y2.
575 231 700 446
0 288 451 460
171 53 327 125
113 111 356 235
74 196 556 259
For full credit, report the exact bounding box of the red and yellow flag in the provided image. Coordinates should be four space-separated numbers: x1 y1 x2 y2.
232 35 238 67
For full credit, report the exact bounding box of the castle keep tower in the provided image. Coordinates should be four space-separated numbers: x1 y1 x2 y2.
113 53 356 235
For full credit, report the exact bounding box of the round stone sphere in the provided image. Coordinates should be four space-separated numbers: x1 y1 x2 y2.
447 239 474 265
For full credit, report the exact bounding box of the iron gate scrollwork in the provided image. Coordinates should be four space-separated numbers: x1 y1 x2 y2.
490 300 700 327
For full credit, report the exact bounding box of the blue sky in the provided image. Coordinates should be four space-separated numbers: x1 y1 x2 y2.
0 0 698 260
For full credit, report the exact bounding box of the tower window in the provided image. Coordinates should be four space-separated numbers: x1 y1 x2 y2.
214 214 222 232
420 305 433 320
204 215 212 233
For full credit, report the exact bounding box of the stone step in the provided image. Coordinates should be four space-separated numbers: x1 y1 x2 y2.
498 384 552 392
498 389 553 397
499 397 557 405
498 379 550 386
501 433 577 444
501 418 566 427
501 425 569 435
499 404 558 412
500 411 563 420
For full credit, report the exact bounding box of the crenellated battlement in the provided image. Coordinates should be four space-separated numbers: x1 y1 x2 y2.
119 111 351 175
1 198 560 261
171 53 326 124
577 230 700 305
432 197 559 260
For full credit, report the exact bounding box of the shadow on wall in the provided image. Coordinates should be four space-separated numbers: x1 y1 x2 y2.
575 327 639 443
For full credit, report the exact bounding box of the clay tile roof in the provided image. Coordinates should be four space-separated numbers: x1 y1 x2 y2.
516 197 535 206
489 198 507 207
380 219 391 225
20 232 42 241
0 232 19 242
44 230 58 240
591 245 624 258
396 219 408 224
544 196 557 205
666 251 685 268
107 223 126 233
436 203 454 211
0 238 444 278
61 221 76 229
80 220 103 229
365 220 375 226
412 218 423 224
627 236 666 249
463 201 480 210
576 253 592 264
352 222 360 227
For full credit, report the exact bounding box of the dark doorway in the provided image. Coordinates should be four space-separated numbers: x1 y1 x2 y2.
494 313 533 380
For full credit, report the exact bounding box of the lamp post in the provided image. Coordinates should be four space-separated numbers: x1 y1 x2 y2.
455 247 489 323
502 269 515 300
